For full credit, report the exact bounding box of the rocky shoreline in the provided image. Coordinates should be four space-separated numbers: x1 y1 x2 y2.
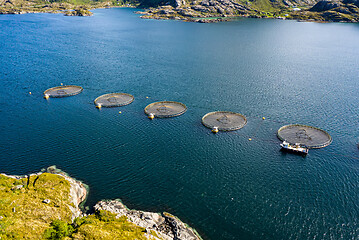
0 167 202 240
0 0 136 16
136 0 359 23
1 0 358 23
95 200 202 240
0 166 87 220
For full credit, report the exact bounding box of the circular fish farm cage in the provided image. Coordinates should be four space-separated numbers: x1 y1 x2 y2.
144 101 187 118
44 85 83 98
277 124 332 149
202 111 247 131
94 93 134 108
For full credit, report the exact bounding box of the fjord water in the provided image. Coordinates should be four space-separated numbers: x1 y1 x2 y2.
0 8 358 239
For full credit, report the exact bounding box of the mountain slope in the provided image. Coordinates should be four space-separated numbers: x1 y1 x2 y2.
0 0 358 22
137 0 359 22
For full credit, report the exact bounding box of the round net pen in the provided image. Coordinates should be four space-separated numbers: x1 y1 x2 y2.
202 111 247 131
44 85 83 98
144 101 187 118
277 124 332 149
94 93 134 108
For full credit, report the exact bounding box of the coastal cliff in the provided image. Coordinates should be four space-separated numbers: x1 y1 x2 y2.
0 167 201 240
95 200 201 240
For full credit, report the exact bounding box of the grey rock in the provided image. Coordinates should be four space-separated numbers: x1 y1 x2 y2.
192 5 209 12
11 185 23 190
311 1 341 12
175 0 186 7
94 200 201 240
215 5 225 14
343 0 359 6
335 6 351 13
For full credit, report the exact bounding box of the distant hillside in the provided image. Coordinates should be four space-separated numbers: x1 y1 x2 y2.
137 0 359 22
0 0 124 14
0 0 358 22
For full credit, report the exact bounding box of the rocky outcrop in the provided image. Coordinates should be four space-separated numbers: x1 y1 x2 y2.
1 167 202 239
342 0 359 6
0 0 122 16
175 0 187 7
45 166 88 220
310 0 341 11
306 0 359 21
136 0 359 22
94 200 202 240
60 173 87 220
64 9 93 16
138 0 253 22
1 166 88 220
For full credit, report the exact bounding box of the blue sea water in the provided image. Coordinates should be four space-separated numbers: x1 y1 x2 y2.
0 8 359 239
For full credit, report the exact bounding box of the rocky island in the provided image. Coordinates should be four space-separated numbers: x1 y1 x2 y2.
0 166 202 240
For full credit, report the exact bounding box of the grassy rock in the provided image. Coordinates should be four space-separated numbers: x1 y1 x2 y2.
0 173 75 239
0 169 202 240
64 9 93 16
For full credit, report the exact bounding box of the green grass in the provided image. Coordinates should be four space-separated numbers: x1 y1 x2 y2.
0 173 162 240
0 173 73 239
71 212 153 240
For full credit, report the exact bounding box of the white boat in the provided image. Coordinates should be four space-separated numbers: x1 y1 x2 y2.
280 141 308 154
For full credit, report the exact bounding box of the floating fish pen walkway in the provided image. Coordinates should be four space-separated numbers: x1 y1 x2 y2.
44 85 83 98
94 93 134 108
144 101 187 118
202 111 247 131
277 124 332 149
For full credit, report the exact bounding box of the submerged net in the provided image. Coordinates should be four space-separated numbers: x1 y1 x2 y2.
144 101 187 118
44 85 83 98
277 124 332 149
202 111 247 131
94 93 134 107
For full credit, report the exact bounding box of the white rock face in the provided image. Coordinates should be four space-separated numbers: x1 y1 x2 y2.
94 200 202 240
60 174 87 220
0 170 88 221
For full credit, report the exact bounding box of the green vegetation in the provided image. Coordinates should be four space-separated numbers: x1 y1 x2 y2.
0 173 73 239
0 0 138 15
1 0 357 22
43 220 75 239
0 173 161 240
71 211 152 239
43 211 154 240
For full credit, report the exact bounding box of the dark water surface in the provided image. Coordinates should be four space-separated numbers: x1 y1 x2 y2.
1 8 359 239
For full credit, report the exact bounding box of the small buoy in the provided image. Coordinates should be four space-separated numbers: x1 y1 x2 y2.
29 92 32 95
60 83 63 86
96 103 102 109
44 94 49 99
262 117 265 120
146 96 149 99
148 113 154 119
212 127 219 133
249 138 252 141
119 111 122 114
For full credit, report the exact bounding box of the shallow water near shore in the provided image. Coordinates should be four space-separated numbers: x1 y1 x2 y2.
0 8 359 239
